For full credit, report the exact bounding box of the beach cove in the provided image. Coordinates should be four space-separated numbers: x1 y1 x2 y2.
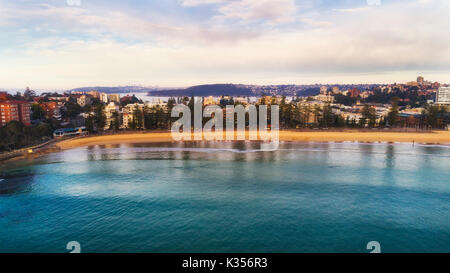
54 130 450 151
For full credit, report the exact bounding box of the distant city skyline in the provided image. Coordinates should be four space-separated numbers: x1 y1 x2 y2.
0 75 444 94
0 75 447 94
1 0 450 90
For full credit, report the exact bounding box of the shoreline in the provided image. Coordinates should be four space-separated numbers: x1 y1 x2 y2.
1 130 449 164
55 130 450 150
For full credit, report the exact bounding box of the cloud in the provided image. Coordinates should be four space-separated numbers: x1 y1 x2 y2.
366 0 381 6
215 0 297 24
0 0 450 89
333 7 370 13
0 1 260 45
179 0 225 6
181 0 297 24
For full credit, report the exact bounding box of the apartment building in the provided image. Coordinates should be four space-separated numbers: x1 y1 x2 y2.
122 103 145 128
436 87 450 105
104 102 120 130
0 91 8 101
0 101 31 126
77 95 92 107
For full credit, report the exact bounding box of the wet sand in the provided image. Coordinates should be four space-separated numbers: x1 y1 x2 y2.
55 130 450 150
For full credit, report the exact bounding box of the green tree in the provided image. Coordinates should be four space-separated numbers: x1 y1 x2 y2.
0 121 52 152
31 104 46 120
361 105 377 128
280 97 294 128
387 98 400 127
94 104 106 131
422 104 447 129
260 96 267 105
2 121 25 151
128 118 137 130
313 105 321 126
335 115 346 127
167 98 176 128
154 106 169 129
85 115 95 133
23 87 36 101
110 111 120 131
143 106 153 130
61 101 82 119
345 116 351 127
188 96 195 127
319 104 334 128
379 117 387 128
30 123 52 139
133 106 144 129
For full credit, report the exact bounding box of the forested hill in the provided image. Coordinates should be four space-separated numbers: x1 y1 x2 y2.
70 83 377 97
147 84 253 97
69 86 155 94
146 84 322 97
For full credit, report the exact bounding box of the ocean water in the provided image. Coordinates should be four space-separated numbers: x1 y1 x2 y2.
0 141 449 253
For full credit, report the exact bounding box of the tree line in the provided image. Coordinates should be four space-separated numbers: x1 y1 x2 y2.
84 99 176 133
83 96 448 131
0 121 52 152
279 97 449 130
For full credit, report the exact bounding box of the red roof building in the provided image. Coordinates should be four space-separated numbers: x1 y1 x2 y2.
0 101 32 126
39 101 61 119
0 92 8 101
348 88 361 98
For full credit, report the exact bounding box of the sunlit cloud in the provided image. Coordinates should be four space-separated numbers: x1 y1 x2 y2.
214 0 298 24
0 0 449 90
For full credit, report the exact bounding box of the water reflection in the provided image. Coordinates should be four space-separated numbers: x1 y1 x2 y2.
0 171 35 196
0 170 36 226
382 145 396 187
385 145 395 169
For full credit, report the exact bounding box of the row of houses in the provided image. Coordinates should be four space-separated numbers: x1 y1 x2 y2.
75 93 121 107
103 100 169 130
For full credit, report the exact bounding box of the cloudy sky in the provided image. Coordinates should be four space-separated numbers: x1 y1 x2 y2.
0 0 449 90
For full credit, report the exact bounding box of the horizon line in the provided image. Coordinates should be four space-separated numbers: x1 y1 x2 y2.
1 80 446 93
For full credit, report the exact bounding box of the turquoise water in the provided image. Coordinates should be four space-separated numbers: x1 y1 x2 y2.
0 141 449 253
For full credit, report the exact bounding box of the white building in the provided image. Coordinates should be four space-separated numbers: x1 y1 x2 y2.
313 94 335 103
343 113 362 123
436 87 450 104
122 103 145 128
100 93 121 104
108 94 121 103
234 97 249 105
77 95 91 107
104 102 120 129
203 96 218 105
320 86 328 95
100 92 109 103
146 98 167 108
332 87 340 94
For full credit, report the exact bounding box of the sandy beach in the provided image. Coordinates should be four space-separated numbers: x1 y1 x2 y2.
55 130 450 150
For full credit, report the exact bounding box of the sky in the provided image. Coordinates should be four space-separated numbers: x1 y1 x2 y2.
0 0 449 90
